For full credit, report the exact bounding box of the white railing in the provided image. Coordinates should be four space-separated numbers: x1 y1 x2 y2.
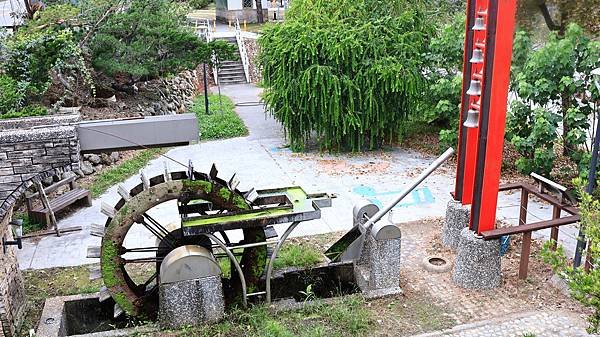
235 18 251 83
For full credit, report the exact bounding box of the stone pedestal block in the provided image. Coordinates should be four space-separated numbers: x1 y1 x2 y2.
355 221 402 298
452 228 502 289
442 200 470 250
159 275 224 330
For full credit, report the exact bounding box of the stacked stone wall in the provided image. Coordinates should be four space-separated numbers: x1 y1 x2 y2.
243 37 262 84
0 115 81 211
0 115 82 336
0 206 25 337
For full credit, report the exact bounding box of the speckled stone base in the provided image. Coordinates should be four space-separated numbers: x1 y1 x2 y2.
452 228 501 289
442 200 470 250
159 275 224 329
355 231 402 296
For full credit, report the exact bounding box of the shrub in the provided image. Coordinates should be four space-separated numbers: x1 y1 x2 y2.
2 28 85 102
260 0 433 151
188 0 212 9
91 0 235 81
0 75 24 114
542 179 600 333
0 105 48 120
507 102 559 176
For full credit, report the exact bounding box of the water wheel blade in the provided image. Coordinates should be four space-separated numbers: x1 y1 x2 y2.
99 286 111 302
90 223 105 238
101 202 116 218
87 246 101 259
117 184 131 201
89 266 101 280
140 171 150 190
114 303 124 318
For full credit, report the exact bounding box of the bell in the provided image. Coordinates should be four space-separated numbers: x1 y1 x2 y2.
466 80 482 96
472 17 486 31
463 109 480 128
470 49 484 63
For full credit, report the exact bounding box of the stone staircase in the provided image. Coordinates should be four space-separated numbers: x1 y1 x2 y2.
215 36 247 85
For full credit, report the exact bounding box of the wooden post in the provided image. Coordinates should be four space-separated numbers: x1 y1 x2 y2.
35 180 60 237
519 188 529 226
550 205 560 250
519 231 532 279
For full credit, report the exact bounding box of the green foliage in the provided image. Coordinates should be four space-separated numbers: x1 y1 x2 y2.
272 243 323 270
0 105 48 120
188 0 212 9
84 149 162 197
515 24 598 153
541 179 600 333
17 4 80 36
190 94 249 140
0 75 24 114
91 0 235 80
508 24 599 177
424 13 465 75
439 128 458 152
260 0 433 151
507 102 559 175
423 75 462 126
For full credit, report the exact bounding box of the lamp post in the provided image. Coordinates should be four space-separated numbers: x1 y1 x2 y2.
3 219 23 254
574 67 600 268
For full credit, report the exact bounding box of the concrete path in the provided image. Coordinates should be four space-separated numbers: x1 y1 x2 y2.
414 310 590 337
16 83 579 269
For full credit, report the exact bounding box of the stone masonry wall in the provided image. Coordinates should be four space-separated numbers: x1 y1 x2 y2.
0 115 81 210
244 37 261 84
0 115 82 337
0 205 25 337
132 69 202 116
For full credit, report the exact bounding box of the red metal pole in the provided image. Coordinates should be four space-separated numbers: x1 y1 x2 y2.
470 0 518 234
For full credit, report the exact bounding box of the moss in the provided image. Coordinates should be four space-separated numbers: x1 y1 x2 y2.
101 240 136 315
219 187 232 200
183 179 213 194
101 240 120 288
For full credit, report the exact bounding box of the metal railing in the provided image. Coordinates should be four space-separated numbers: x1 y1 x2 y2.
234 18 251 83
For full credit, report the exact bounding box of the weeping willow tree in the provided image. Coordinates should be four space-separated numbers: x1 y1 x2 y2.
259 0 433 151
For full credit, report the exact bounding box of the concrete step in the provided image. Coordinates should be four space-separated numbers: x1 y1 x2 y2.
219 64 243 70
219 68 243 74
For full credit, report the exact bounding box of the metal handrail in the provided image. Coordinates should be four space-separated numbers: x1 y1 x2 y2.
234 18 251 83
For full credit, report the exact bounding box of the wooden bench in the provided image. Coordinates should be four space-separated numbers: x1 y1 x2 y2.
26 175 92 226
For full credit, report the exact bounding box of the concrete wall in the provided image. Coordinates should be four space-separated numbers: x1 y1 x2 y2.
0 205 25 337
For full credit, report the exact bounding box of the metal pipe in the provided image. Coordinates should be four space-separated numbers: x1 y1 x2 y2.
362 147 455 228
203 233 248 307
266 221 300 303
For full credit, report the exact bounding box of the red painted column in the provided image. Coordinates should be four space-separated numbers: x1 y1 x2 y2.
469 0 518 234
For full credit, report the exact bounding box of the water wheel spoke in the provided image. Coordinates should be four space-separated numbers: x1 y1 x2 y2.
143 214 179 244
139 218 176 249
123 257 162 264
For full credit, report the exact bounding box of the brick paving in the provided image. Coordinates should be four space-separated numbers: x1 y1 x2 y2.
413 311 589 337
399 218 592 336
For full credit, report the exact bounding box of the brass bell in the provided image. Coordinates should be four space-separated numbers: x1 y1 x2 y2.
472 17 486 31
470 49 484 64
466 80 482 96
463 109 480 128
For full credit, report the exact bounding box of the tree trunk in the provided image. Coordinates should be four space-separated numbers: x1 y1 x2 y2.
23 0 34 19
255 0 264 23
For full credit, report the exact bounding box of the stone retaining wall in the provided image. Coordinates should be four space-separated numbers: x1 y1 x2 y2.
0 115 81 210
0 206 25 337
0 115 83 337
243 37 261 84
135 69 202 116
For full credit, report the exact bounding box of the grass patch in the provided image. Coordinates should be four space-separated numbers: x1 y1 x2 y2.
190 94 248 140
83 149 162 198
273 242 323 270
161 295 372 337
217 242 322 278
12 212 44 235
20 266 103 336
